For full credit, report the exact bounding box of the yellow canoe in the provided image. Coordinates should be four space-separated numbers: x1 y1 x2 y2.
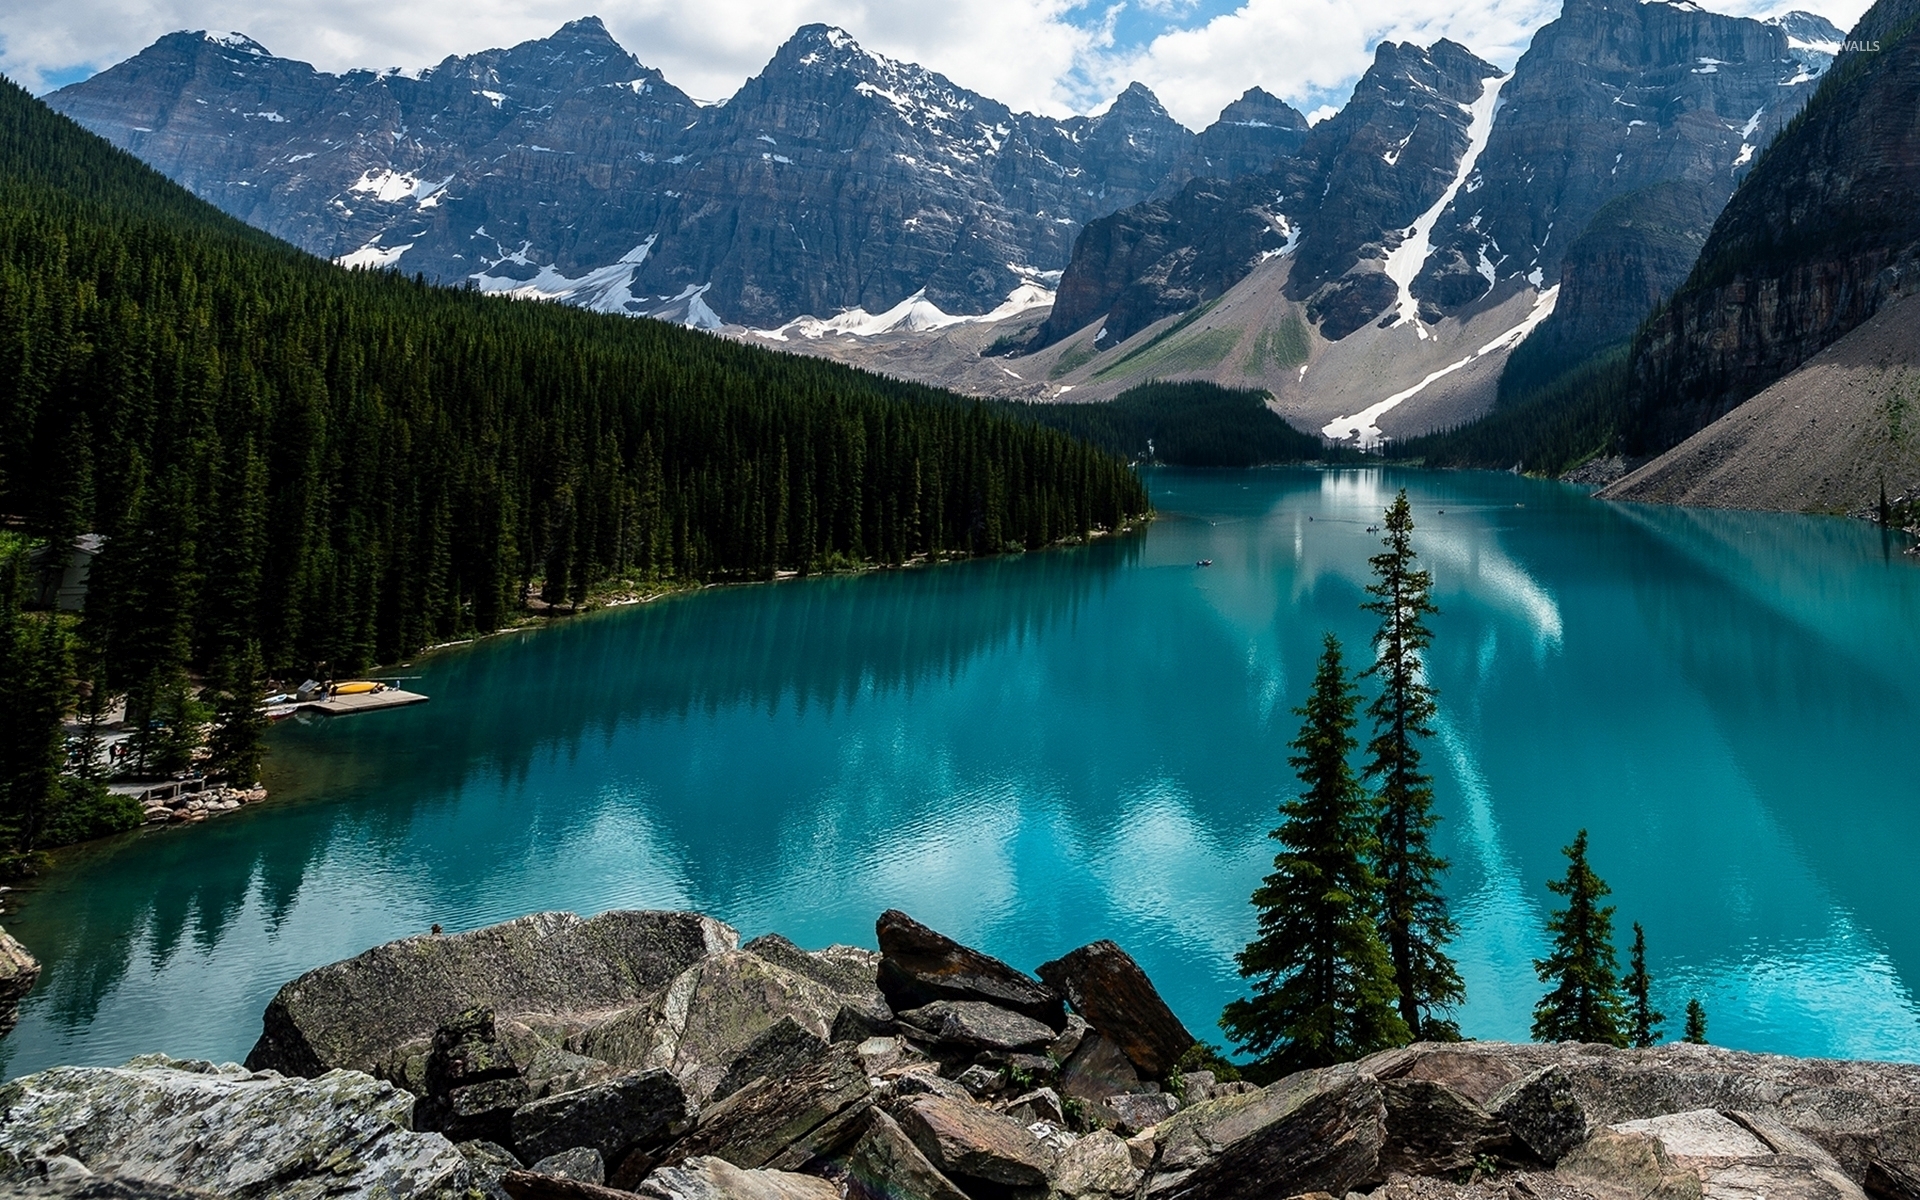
330 681 383 696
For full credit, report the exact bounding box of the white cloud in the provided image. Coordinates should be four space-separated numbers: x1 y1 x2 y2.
0 0 1879 128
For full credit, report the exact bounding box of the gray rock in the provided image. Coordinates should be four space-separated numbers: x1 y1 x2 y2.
0 1160 218 1198
896 1001 1056 1055
1007 1086 1064 1126
893 1095 1051 1191
742 935 894 1041
530 1146 605 1184
637 1154 839 1200
874 910 1064 1029
665 1044 873 1172
0 1054 470 1199
1036 940 1194 1079
1054 1129 1145 1200
711 1017 832 1103
1142 1063 1387 1200
1060 1032 1143 1105
416 1008 529 1145
842 1109 971 1200
510 1070 688 1167
1104 1091 1180 1136
1048 1014 1092 1064
455 1140 521 1200
1379 1077 1507 1176
497 1169 647 1199
1494 1064 1592 1165
953 1064 1008 1098
888 1070 976 1104
0 928 39 1040
246 910 736 1079
854 1037 908 1077
521 1046 624 1100
576 950 846 1107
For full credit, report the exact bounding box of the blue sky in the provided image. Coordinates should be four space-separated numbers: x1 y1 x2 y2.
0 0 1872 128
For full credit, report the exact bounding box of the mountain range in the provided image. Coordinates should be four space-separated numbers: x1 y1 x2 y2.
46 20 1306 330
45 0 1861 450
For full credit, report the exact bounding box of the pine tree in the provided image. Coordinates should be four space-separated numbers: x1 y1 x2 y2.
1683 999 1708 1045
1623 922 1665 1048
1361 489 1462 1039
1222 634 1410 1071
1533 830 1628 1045
205 641 267 785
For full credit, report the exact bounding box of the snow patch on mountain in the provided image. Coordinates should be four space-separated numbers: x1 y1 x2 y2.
348 169 452 205
337 241 412 269
1382 71 1510 327
469 238 657 314
1323 284 1558 447
750 284 1053 341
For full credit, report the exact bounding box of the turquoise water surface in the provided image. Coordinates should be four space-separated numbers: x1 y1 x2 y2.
5 468 1919 1077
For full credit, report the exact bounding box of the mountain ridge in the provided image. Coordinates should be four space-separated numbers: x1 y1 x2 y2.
45 19 1308 330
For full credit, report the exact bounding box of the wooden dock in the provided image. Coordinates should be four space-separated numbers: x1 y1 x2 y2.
297 689 430 717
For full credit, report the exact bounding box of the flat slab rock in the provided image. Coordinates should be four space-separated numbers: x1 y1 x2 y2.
0 1055 470 1199
637 1155 838 1200
874 910 1063 1029
1037 940 1193 1078
896 1001 1056 1053
893 1094 1051 1190
247 910 738 1078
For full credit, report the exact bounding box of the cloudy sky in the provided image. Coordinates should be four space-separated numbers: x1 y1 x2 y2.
2 0 1871 128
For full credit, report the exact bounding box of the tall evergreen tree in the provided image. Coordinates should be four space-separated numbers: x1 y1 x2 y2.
1623 922 1665 1048
205 641 267 785
1361 489 1462 1039
1223 634 1409 1071
1683 999 1709 1045
1533 830 1628 1046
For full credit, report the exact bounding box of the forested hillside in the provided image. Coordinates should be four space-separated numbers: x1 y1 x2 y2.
0 76 1148 854
0 77 1147 674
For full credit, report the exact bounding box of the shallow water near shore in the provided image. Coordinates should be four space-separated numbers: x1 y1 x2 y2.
6 467 1920 1077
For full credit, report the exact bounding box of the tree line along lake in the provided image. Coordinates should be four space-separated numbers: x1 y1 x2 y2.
4 467 1918 1077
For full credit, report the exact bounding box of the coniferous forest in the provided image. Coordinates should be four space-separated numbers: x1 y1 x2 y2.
0 77 1149 855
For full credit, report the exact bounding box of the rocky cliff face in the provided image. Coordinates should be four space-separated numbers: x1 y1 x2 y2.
1626 0 1920 452
1036 39 1504 350
1034 0 1837 360
46 22 1225 328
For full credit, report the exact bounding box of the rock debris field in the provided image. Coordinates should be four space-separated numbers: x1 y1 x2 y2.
0 907 1916 1199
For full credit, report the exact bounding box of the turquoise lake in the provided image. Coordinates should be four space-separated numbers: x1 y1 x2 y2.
5 467 1920 1077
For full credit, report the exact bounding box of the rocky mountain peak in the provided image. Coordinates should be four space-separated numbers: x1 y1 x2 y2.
195 31 271 58
1105 81 1175 123
1215 87 1308 130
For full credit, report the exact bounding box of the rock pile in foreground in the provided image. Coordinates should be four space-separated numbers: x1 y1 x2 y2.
3 907 1919 1200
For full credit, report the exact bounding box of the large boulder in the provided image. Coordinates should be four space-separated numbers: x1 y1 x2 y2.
637 1155 840 1200
1036 941 1193 1078
1058 1032 1142 1105
246 911 737 1079
1142 1063 1388 1200
710 1018 831 1104
874 911 1063 1029
0 1054 470 1199
576 950 848 1107
894 1001 1056 1056
891 1095 1051 1192
1053 1130 1145 1199
663 1045 874 1173
0 927 39 1039
738 935 894 1043
841 1109 971 1200
415 1008 530 1146
510 1070 688 1167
